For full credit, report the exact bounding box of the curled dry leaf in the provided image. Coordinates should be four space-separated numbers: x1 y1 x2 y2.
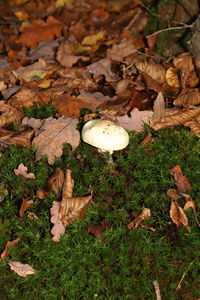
128 207 151 229
0 101 24 127
165 67 179 88
173 89 200 106
36 189 48 200
50 201 65 242
48 168 65 196
184 120 200 138
9 261 36 277
14 163 36 179
183 197 200 228
170 201 190 232
19 199 34 217
170 165 191 194
135 59 166 85
0 238 20 260
141 132 152 147
167 189 181 201
151 108 200 131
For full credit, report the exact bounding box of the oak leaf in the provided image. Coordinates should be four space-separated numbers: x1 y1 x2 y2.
27 117 80 164
9 261 36 277
16 16 63 48
14 163 35 179
107 42 135 62
0 101 24 127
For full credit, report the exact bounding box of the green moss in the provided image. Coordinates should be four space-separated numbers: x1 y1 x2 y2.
0 125 200 299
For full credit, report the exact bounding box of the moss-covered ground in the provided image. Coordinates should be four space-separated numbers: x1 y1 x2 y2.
0 104 200 299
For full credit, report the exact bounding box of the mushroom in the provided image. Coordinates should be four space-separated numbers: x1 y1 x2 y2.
82 119 129 164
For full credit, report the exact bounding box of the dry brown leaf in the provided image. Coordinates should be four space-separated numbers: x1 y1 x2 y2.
128 207 151 229
184 120 200 137
87 221 111 242
85 58 116 82
19 199 34 217
135 59 166 85
48 168 65 196
16 16 63 48
14 163 35 179
9 88 49 109
27 211 39 220
183 197 200 228
50 169 92 241
174 88 200 107
152 92 166 121
0 101 24 127
167 189 181 201
173 55 199 88
170 165 191 194
0 238 20 260
170 201 190 232
107 42 136 62
116 108 153 132
13 59 47 82
141 132 152 147
165 67 180 88
0 129 33 149
50 201 65 242
151 108 200 131
56 42 89 68
36 189 48 199
28 117 80 164
9 261 36 277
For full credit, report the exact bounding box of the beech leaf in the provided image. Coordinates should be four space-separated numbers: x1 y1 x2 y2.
170 201 190 232
9 261 36 277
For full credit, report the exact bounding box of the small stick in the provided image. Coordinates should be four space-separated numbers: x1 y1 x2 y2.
153 280 162 300
175 261 194 292
146 24 193 38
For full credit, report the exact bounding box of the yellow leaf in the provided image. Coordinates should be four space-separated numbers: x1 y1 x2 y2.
38 79 53 89
82 31 105 46
9 0 29 6
56 0 74 8
165 67 179 88
14 11 29 21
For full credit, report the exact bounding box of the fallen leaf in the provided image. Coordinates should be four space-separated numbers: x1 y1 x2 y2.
82 31 105 45
27 117 80 164
107 41 136 62
14 163 35 179
9 261 36 277
173 89 200 106
85 58 116 82
19 199 34 217
87 221 111 242
151 108 200 131
170 165 191 194
128 207 151 229
170 201 190 232
50 201 66 242
183 197 200 228
16 16 63 48
116 108 153 132
48 168 65 196
152 92 166 122
27 211 39 220
0 238 20 260
135 59 166 85
167 189 181 201
184 120 200 138
56 42 89 68
13 59 47 82
165 67 180 88
0 101 24 127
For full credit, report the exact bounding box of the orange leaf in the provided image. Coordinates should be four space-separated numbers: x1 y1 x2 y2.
170 201 190 232
170 165 191 194
19 199 33 217
16 16 63 48
0 238 20 260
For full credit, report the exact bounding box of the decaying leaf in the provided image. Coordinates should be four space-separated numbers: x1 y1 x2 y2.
135 59 166 85
167 189 181 201
48 168 65 196
117 108 153 132
0 101 24 127
19 199 34 217
170 201 190 232
128 207 151 229
0 238 20 260
107 41 136 62
183 197 200 228
151 108 200 131
174 89 200 106
50 201 65 242
14 163 35 179
184 120 200 137
152 92 166 122
170 165 191 194
28 117 80 164
50 169 92 242
9 261 36 277
87 221 111 242
16 16 63 48
85 58 116 82
165 67 179 88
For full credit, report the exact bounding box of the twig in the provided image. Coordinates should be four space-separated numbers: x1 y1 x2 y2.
175 261 194 292
153 280 162 300
146 24 193 38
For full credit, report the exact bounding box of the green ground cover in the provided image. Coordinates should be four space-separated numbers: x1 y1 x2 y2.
0 105 200 299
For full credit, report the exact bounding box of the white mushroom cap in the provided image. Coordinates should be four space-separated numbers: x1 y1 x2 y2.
82 119 129 154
